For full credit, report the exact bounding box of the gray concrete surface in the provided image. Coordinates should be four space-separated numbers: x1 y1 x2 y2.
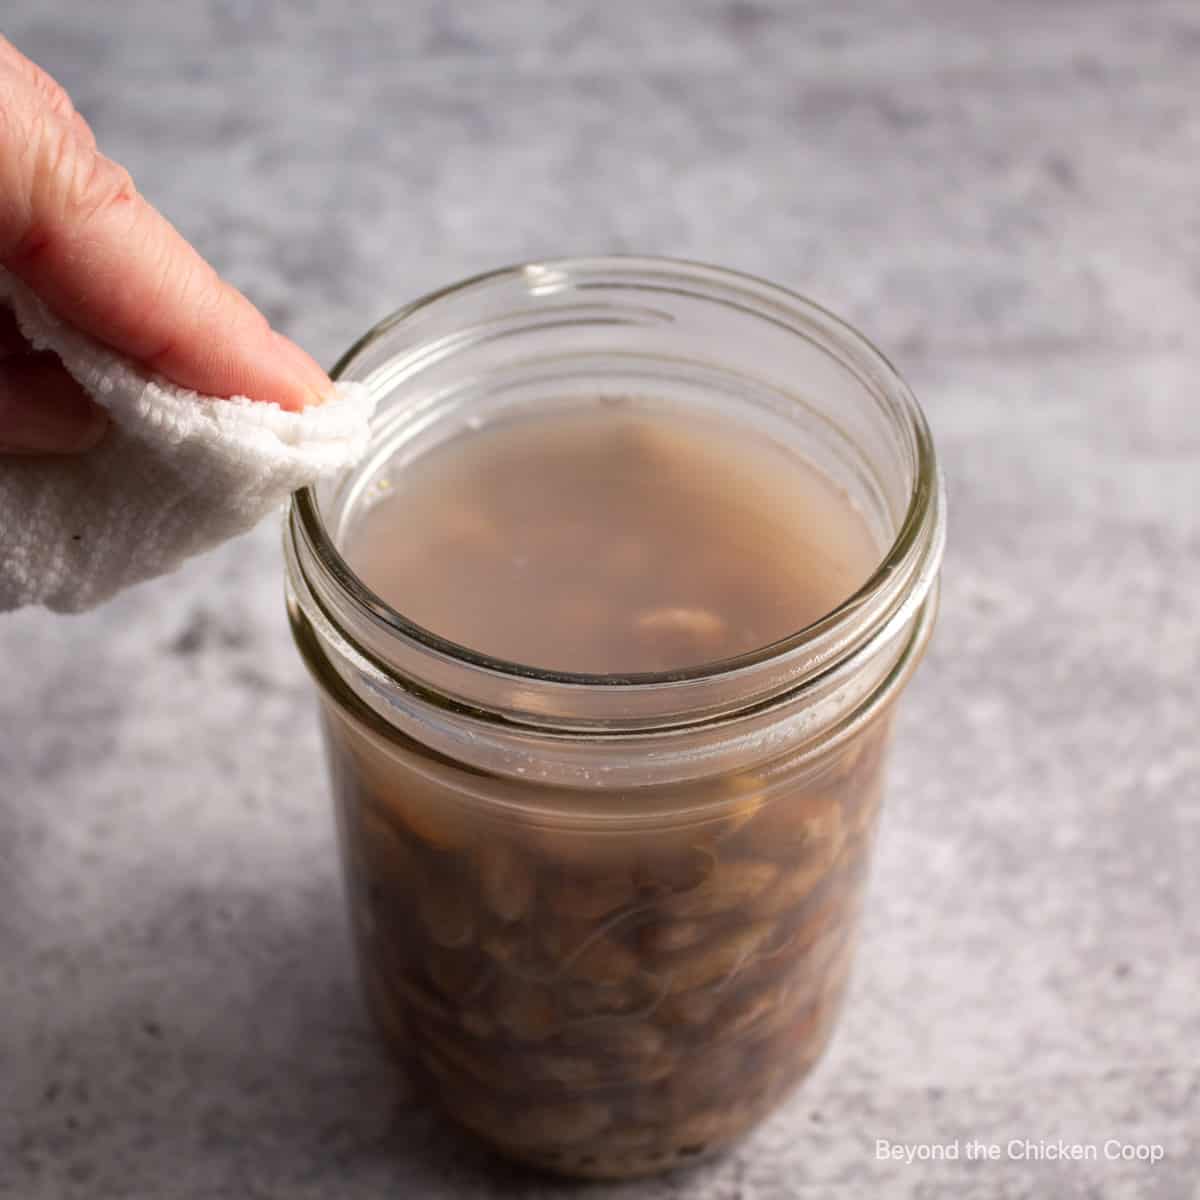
2 3 1198 1197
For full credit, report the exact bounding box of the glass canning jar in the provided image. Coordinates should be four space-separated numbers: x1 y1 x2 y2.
283 257 945 1179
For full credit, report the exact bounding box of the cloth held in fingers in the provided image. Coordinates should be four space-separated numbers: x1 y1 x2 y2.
0 269 374 613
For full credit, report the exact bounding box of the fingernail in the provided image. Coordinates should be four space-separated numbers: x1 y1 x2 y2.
271 331 334 411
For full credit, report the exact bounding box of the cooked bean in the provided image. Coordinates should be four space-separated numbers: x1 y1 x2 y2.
656 989 721 1029
663 859 779 919
752 857 829 918
743 789 843 862
496 981 562 1042
418 874 475 948
490 1101 612 1149
549 873 635 920
669 1105 754 1150
567 936 640 987
635 606 725 640
475 841 536 923
638 918 707 957
664 922 776 994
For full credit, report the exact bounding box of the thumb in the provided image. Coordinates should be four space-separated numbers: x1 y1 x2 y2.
0 38 332 413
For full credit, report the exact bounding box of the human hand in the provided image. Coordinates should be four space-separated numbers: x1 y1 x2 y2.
0 37 332 455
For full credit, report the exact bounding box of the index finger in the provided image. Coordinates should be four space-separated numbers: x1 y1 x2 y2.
0 41 332 411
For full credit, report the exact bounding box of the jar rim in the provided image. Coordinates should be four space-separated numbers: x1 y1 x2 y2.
290 255 944 699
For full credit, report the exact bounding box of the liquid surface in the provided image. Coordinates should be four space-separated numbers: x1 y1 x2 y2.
345 407 880 674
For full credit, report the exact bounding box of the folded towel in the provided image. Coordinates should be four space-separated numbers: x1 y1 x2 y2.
0 270 374 613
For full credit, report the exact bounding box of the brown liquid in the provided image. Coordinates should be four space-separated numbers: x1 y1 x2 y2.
325 702 891 1178
345 407 879 673
326 406 894 1176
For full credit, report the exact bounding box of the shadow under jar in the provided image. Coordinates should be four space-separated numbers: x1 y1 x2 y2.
284 257 945 1179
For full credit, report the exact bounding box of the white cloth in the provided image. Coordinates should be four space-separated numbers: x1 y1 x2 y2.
0 270 374 613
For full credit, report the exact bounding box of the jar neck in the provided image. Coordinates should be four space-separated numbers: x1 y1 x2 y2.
284 257 945 784
287 551 938 790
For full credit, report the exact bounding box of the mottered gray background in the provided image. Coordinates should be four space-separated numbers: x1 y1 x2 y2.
1 3 1198 1198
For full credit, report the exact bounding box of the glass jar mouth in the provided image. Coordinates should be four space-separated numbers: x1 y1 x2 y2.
289 255 944 706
